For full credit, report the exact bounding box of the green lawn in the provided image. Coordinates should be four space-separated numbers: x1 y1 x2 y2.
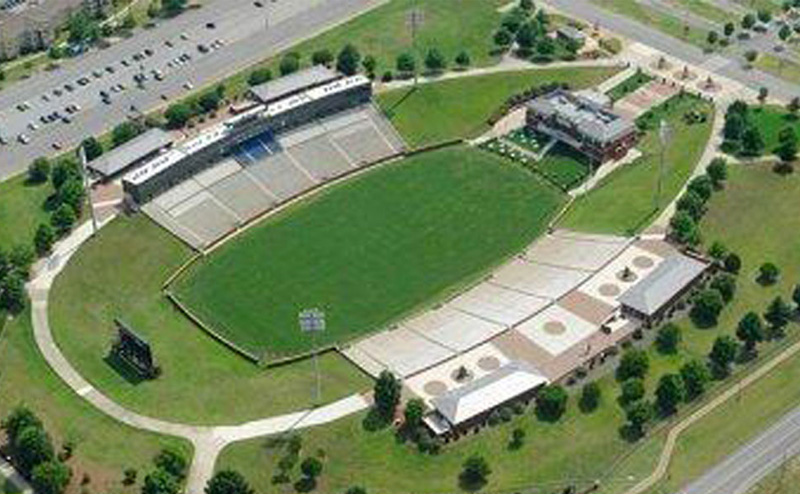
224 0 508 96
377 66 621 148
592 0 708 48
559 94 714 235
0 174 53 250
173 147 565 358
0 311 191 493
49 215 369 425
606 70 654 101
754 54 800 86
674 0 736 24
535 142 592 189
217 162 800 494
747 104 800 153
749 453 800 494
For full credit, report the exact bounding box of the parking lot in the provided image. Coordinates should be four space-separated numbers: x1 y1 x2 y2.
0 0 387 181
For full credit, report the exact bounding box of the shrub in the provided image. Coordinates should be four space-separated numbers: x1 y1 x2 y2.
655 323 682 354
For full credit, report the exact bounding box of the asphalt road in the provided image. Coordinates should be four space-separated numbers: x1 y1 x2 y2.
675 405 800 494
0 0 386 181
545 0 800 101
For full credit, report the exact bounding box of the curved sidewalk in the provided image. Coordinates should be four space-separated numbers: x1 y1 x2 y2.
27 217 369 494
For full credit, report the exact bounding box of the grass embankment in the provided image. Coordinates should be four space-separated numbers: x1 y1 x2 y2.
0 311 191 493
606 70 654 101
0 174 53 250
560 94 714 235
754 54 800 86
173 146 565 357
218 163 800 494
747 104 800 153
377 66 621 148
49 215 369 425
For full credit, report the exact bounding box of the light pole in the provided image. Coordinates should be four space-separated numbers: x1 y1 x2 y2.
77 145 98 236
655 119 671 211
299 308 325 405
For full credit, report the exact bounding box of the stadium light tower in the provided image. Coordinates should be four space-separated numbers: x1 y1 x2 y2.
655 119 672 211
299 308 326 404
77 144 98 236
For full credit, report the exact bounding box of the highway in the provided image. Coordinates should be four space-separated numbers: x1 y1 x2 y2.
0 0 386 181
675 405 800 494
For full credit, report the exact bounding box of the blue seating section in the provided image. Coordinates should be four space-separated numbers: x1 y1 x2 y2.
233 130 278 166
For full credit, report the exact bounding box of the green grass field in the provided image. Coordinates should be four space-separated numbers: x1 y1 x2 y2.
0 173 53 250
747 104 800 153
377 66 621 148
0 311 191 493
535 142 592 189
49 215 369 425
559 94 714 235
592 0 708 48
216 162 800 494
173 147 565 357
606 70 654 101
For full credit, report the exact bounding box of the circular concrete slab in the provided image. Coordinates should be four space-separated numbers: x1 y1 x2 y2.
599 283 621 297
543 321 567 335
477 356 501 371
424 381 448 396
633 255 655 269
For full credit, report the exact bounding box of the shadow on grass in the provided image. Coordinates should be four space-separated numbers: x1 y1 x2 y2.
383 86 419 116
104 352 147 385
361 407 392 432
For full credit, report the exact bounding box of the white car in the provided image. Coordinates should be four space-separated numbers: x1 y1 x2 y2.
28 121 39 131
183 81 194 90
18 134 30 144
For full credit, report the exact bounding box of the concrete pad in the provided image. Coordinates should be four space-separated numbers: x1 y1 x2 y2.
523 233 630 271
318 106 370 132
152 179 203 211
405 342 512 404
355 327 455 378
333 125 396 165
490 258 591 300
577 244 665 307
287 136 353 180
194 159 242 188
209 172 275 220
558 290 617 326
174 198 238 246
515 304 599 357
341 345 388 378
141 203 205 250
168 189 215 216
447 282 550 326
402 306 506 353
245 152 316 200
278 122 327 147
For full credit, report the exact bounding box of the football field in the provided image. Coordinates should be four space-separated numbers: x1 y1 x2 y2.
172 146 565 358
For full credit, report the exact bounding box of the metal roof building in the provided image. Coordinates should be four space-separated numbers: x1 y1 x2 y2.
430 361 548 428
619 254 708 317
248 65 340 105
88 128 173 179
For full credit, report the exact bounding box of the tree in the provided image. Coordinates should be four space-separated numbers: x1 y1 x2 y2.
300 457 323 479
51 204 77 235
534 37 555 57
198 90 222 113
777 126 798 163
787 97 800 120
516 22 539 52
455 51 471 69
724 252 742 274
758 86 769 105
162 0 187 15
723 112 746 142
708 241 727 262
404 398 425 430
655 374 686 415
247 68 272 86
617 349 649 381
31 461 72 494
793 284 800 311
50 159 80 192
35 223 56 256
780 24 793 42
165 103 193 129
741 13 756 30
56 178 85 214
764 296 793 329
13 426 55 474
707 30 719 45
346 487 367 494
112 121 140 147
680 360 711 400
396 52 416 74
520 0 535 11
709 335 739 376
656 323 682 354
536 384 568 421
28 157 51 183
424 48 446 72
759 262 780 285
374 370 401 418
311 49 334 67
707 157 728 187
9 244 34 277
757 9 772 23
620 378 645 404
724 21 735 37
687 175 714 202
745 49 759 65
154 448 187 480
676 190 705 221
205 470 254 494
142 469 180 494
509 427 526 449
625 399 653 438
580 381 601 412
2 407 42 444
0 272 26 313
362 55 377 76
279 52 301 75
670 210 700 246
738 311 767 353
710 273 737 303
691 288 724 327
460 455 491 488
337 44 361 76
493 28 514 49
81 136 103 161
67 10 99 44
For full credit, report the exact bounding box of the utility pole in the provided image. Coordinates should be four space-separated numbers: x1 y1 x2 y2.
299 308 326 405
407 3 423 87
655 119 671 211
77 145 98 236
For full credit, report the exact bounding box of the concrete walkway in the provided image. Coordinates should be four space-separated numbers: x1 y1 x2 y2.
1 458 33 494
26 216 369 494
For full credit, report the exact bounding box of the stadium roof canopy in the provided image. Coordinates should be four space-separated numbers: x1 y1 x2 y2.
249 65 340 104
88 128 172 178
431 361 548 426
619 255 708 316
